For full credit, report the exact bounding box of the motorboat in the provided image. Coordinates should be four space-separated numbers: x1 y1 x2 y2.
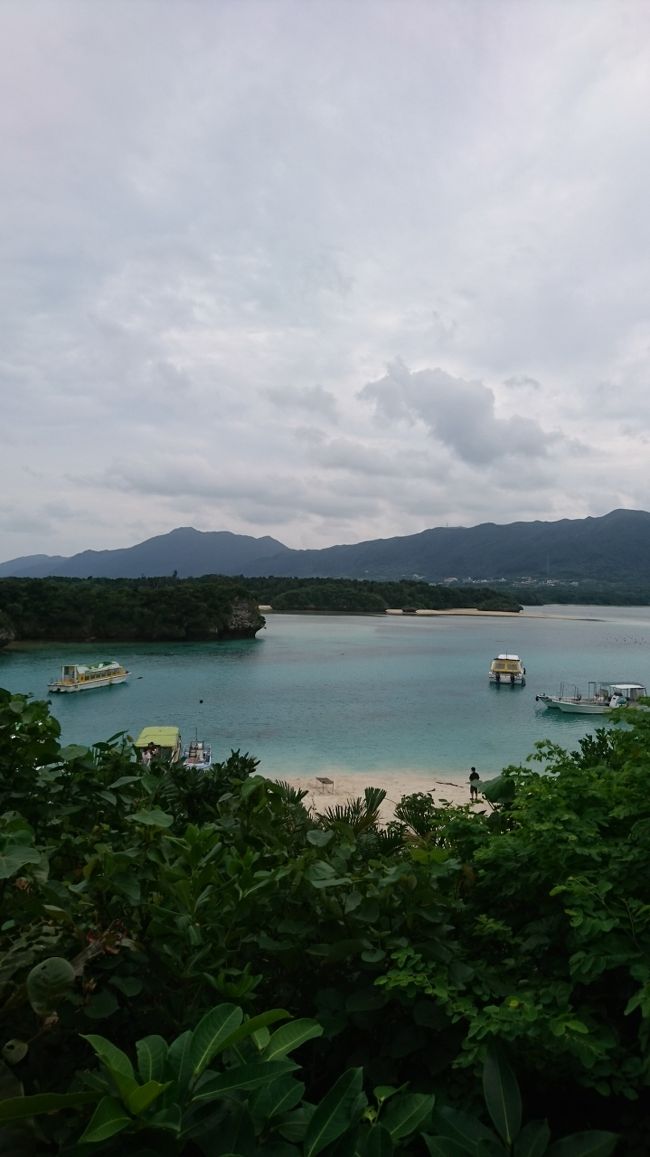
182 738 212 771
48 660 129 693
535 682 648 714
489 654 526 686
134 726 182 764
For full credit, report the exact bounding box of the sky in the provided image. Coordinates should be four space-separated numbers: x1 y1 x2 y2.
2 0 650 562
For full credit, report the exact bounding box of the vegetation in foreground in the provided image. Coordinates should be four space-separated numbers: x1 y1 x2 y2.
1 689 649 1153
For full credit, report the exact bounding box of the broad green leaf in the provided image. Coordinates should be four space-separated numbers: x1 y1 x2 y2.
306 830 334 847
125 1079 170 1116
84 988 120 1020
262 1019 323 1061
168 1029 194 1095
251 1075 306 1122
423 1137 473 1157
514 1119 551 1157
277 1103 316 1143
546 1131 619 1157
126 808 174 827
0 1091 97 1123
147 1103 182 1134
303 1067 365 1157
81 1034 137 1102
382 1093 435 1140
365 1122 394 1157
193 1060 298 1102
189 1003 243 1081
78 1095 132 1143
0 845 41 879
373 1085 404 1104
136 1035 168 1083
482 1050 521 1147
214 1008 291 1054
436 1105 499 1148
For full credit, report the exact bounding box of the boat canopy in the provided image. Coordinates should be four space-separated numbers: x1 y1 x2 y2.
134 726 181 750
610 683 647 699
491 655 523 673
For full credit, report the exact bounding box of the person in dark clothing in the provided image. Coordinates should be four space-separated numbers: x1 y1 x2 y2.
469 767 480 800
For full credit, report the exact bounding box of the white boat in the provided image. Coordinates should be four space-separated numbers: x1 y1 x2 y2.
182 738 212 771
48 660 129 693
535 681 648 714
489 654 526 686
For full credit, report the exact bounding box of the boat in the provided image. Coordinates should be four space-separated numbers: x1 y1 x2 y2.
134 726 182 764
182 737 212 771
48 660 129 693
489 654 526 686
535 682 648 714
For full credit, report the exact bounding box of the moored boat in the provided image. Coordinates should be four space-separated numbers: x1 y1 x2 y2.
48 660 129 693
134 726 182 764
489 654 526 686
182 738 212 771
536 681 648 714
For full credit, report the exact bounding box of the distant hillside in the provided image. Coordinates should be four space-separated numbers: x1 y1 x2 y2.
244 509 650 583
1 509 649 583
0 528 290 579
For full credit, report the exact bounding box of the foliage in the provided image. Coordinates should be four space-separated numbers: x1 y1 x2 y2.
1 689 650 1152
0 577 264 643
239 575 523 614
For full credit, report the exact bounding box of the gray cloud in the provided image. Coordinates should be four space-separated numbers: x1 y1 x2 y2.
1 0 650 560
360 362 564 466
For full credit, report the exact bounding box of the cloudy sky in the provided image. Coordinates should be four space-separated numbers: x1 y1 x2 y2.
2 0 650 561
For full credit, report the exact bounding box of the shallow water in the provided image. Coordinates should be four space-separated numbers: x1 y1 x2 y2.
2 605 650 784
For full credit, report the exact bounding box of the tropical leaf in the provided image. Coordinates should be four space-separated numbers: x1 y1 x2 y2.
382 1093 435 1141
189 1003 243 1081
514 1119 551 1157
303 1067 365 1157
78 1095 132 1144
136 1035 169 1084
482 1049 522 1146
81 1034 137 1101
0 1092 97 1124
546 1132 619 1157
262 1019 323 1061
192 1060 298 1102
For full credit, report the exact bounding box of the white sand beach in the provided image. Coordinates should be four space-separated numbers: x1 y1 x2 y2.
266 770 485 823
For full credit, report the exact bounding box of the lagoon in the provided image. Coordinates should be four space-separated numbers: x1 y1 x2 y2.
2 605 650 785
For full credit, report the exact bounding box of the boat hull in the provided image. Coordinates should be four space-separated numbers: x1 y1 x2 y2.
489 674 526 686
48 674 129 693
552 699 610 714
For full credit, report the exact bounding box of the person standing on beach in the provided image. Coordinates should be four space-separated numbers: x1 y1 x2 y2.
469 767 480 801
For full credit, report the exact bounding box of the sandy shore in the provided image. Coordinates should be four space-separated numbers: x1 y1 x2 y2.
265 770 483 822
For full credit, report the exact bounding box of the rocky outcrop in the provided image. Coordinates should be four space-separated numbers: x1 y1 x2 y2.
216 598 266 640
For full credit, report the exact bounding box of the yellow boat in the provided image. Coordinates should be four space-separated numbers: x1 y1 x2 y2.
134 726 182 764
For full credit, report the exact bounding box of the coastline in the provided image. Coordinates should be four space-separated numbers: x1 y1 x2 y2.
265 770 482 822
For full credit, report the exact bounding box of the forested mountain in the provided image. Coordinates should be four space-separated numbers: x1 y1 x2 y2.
0 528 289 579
2 509 650 582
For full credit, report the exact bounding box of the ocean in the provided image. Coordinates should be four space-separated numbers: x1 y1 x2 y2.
2 605 650 785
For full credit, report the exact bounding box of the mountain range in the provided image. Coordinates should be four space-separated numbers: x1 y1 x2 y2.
1 509 650 584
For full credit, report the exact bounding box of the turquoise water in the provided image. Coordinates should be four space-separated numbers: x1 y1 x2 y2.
2 606 650 785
